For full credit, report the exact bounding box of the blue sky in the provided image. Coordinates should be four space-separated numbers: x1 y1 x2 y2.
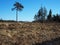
0 0 60 21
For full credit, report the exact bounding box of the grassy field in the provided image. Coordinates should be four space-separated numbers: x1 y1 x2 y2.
0 22 60 45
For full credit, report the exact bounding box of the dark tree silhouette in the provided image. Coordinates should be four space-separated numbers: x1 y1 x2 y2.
42 7 47 22
34 14 38 21
52 14 60 22
12 2 24 22
34 6 47 22
47 9 52 21
52 15 56 21
56 14 59 21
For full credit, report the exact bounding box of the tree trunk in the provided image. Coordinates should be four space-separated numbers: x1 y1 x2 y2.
16 10 18 22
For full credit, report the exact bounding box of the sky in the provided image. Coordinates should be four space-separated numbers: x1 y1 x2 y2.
0 0 60 21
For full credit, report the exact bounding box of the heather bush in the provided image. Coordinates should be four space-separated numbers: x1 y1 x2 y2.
0 24 7 29
8 24 16 30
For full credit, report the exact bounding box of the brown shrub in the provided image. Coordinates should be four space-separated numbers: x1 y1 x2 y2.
7 23 21 30
0 24 7 29
8 24 16 30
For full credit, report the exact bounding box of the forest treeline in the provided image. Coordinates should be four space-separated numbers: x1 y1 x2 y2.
34 6 60 22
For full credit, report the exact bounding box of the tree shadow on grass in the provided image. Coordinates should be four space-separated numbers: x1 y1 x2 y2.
33 37 60 45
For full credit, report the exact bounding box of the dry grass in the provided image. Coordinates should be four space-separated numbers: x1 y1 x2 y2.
0 22 60 45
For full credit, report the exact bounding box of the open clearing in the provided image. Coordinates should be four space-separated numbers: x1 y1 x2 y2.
0 22 60 45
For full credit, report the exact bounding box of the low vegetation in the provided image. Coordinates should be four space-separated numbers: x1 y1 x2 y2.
0 22 60 45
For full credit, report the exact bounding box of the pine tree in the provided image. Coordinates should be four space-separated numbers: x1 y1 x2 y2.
34 6 47 22
12 2 24 22
47 9 52 21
